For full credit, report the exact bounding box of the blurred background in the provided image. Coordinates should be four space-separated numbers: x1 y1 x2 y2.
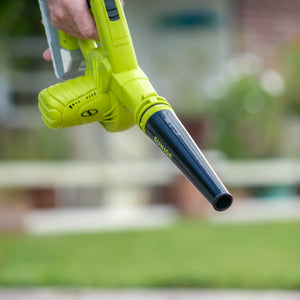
0 0 300 290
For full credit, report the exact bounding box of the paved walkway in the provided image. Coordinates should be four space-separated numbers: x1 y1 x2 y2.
0 289 300 300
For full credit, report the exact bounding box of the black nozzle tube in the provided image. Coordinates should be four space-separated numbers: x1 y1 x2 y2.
145 110 233 211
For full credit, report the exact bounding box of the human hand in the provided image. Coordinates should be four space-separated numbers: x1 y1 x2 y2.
43 0 123 61
46 0 99 40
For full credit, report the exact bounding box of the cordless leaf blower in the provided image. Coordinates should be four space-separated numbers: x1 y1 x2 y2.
38 0 233 211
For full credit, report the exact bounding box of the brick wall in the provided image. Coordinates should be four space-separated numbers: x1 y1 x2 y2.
235 0 300 67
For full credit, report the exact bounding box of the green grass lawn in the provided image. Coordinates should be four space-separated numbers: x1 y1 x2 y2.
0 219 300 289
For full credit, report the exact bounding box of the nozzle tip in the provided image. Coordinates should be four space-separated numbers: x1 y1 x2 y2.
214 193 233 211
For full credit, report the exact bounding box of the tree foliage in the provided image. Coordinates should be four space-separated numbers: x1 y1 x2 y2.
0 0 43 38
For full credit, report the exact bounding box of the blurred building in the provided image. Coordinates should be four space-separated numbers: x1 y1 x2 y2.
235 0 300 67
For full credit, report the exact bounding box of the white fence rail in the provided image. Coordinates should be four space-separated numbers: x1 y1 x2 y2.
0 158 299 189
0 159 178 189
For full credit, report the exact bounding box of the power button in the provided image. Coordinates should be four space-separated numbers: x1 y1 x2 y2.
104 0 120 21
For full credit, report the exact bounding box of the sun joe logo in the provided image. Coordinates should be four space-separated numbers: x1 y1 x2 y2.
81 109 98 117
154 136 173 159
